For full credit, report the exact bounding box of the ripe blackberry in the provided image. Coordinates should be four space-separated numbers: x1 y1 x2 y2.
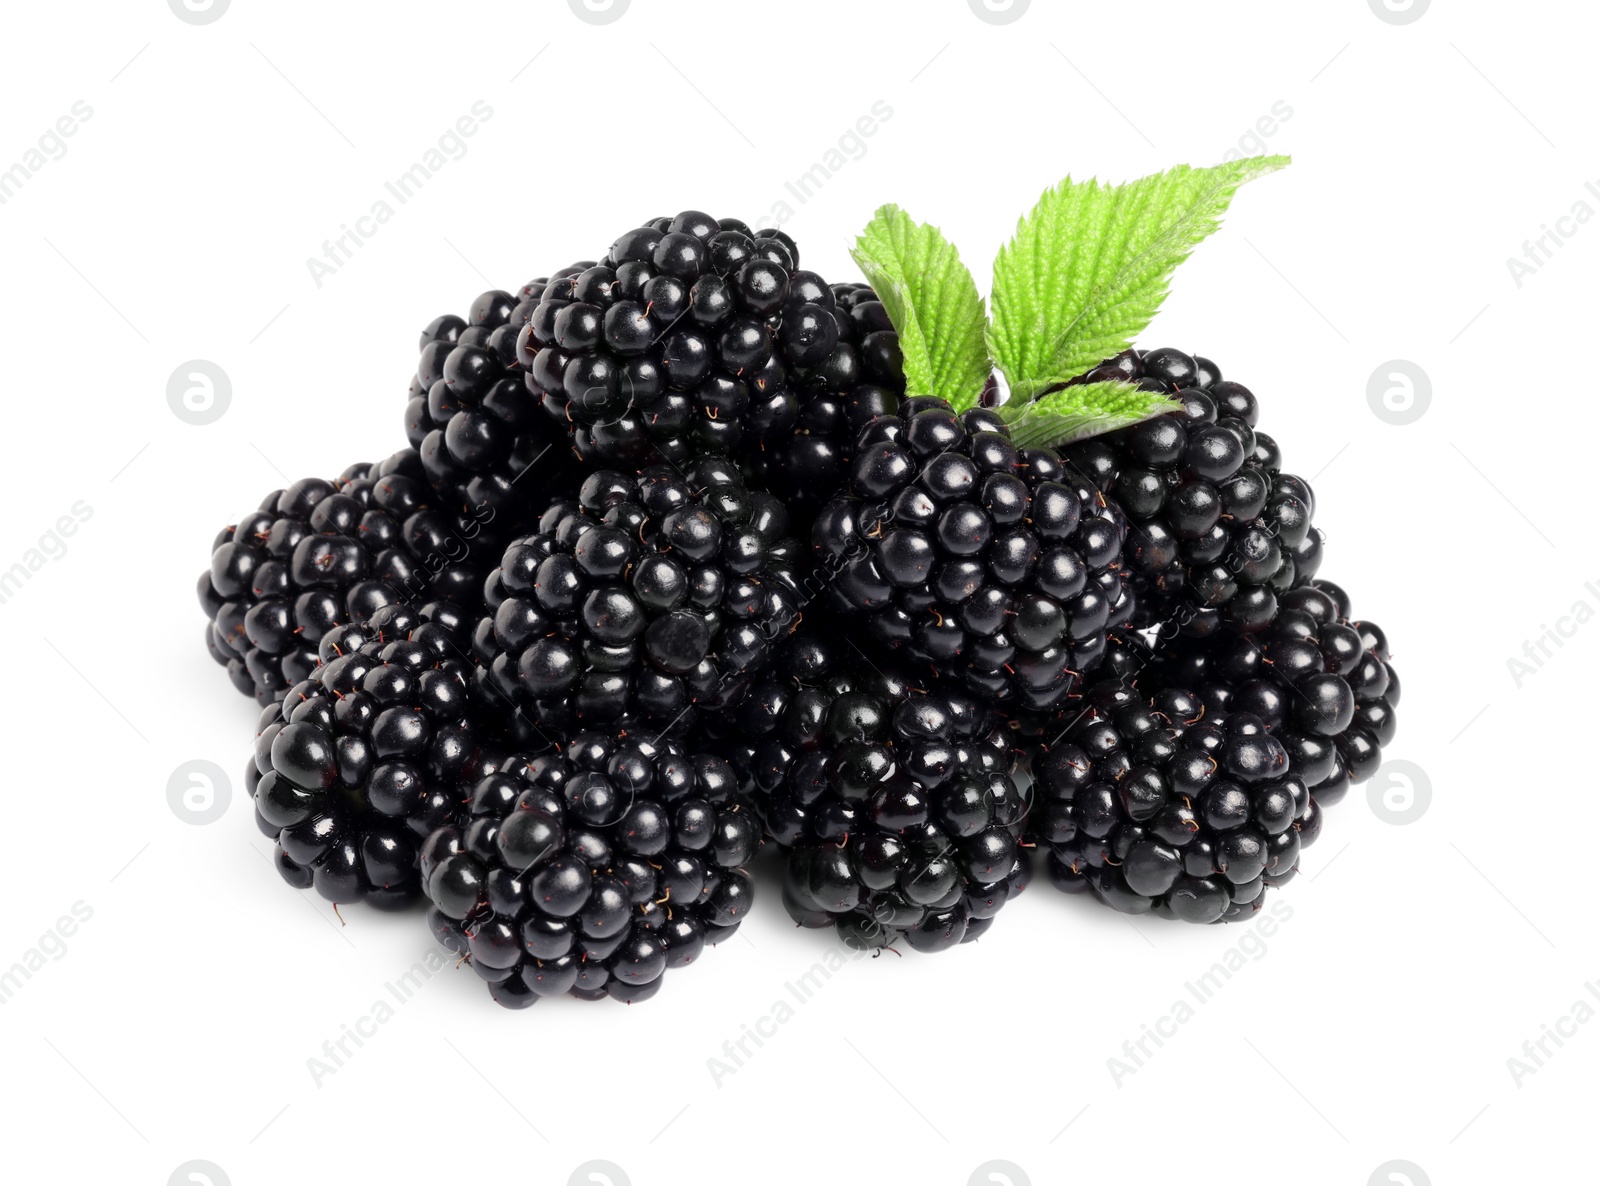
813 399 1133 714
1058 348 1322 637
421 728 760 1007
412 285 540 380
512 212 903 506
1143 578 1400 808
252 603 504 908
1030 678 1321 923
406 282 582 517
474 463 806 736
695 610 864 786
198 450 500 704
704 624 1030 951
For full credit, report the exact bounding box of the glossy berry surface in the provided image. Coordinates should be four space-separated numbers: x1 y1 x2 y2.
1059 348 1321 639
476 464 807 735
512 212 904 513
198 451 500 705
1141 578 1399 808
422 729 759 1006
814 399 1133 713
406 280 582 517
1031 678 1321 923
254 603 504 907
704 623 1030 952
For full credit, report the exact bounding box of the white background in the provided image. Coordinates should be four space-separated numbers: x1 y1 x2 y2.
0 1 1591 1183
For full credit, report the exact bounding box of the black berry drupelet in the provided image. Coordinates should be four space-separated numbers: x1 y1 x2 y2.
475 462 807 737
198 450 500 705
412 285 539 388
253 603 504 908
406 281 583 517
705 624 1031 952
1030 678 1321 923
421 729 761 1007
513 212 904 508
1143 578 1399 810
1058 348 1322 638
813 399 1133 714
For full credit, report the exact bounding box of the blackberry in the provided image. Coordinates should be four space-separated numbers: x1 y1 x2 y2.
706 624 1030 952
406 281 583 517
474 463 806 736
252 603 504 908
813 399 1133 714
421 728 760 1006
697 609 870 789
1030 677 1321 923
1058 348 1322 637
412 285 537 377
1143 578 1400 808
198 450 500 704
513 212 903 508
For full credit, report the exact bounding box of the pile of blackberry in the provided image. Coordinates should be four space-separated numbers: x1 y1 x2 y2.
198 215 1404 1009
1016 349 1399 921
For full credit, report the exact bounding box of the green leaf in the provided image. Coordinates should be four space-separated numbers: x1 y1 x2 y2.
987 156 1289 402
851 204 991 411
1002 380 1181 449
